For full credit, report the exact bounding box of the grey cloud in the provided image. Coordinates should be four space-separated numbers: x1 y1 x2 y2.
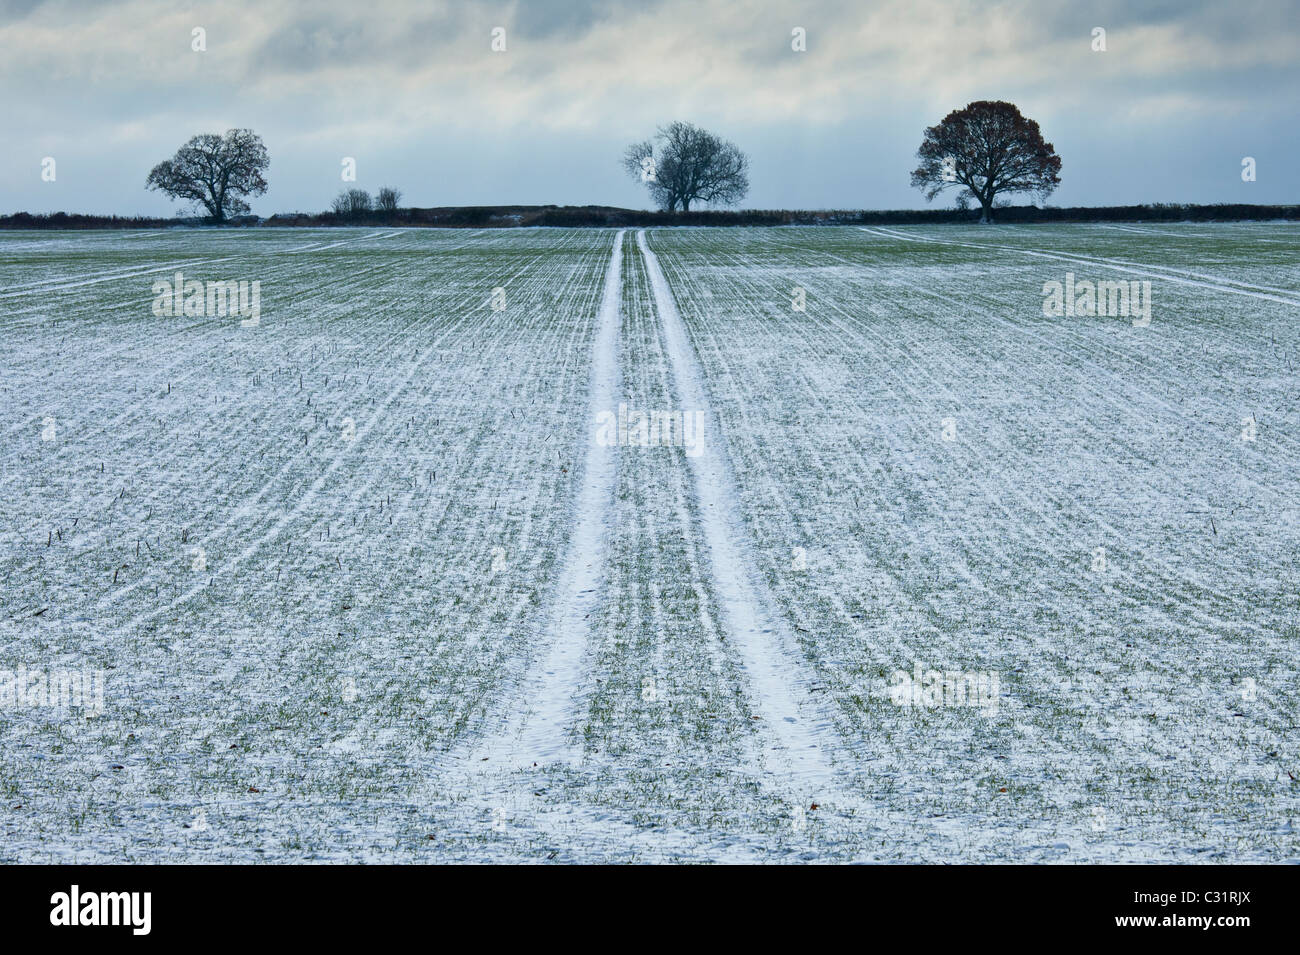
0 0 1296 215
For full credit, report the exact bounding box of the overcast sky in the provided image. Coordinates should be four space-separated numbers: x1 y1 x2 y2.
1 0 1295 215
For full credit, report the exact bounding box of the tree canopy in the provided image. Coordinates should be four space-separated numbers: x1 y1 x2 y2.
911 101 1061 223
145 129 269 223
622 122 749 212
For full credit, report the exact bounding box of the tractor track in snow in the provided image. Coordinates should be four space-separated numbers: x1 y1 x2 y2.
636 229 841 795
465 229 626 771
862 226 1300 307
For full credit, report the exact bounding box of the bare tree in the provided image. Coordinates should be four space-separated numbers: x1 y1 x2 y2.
332 188 373 220
911 101 1061 224
376 187 402 213
622 122 749 211
145 129 269 223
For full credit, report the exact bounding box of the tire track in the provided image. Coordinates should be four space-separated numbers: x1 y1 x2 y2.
636 229 839 793
865 226 1300 307
469 229 626 770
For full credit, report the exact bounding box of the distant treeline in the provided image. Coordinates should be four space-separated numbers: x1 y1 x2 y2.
0 211 182 229
3 203 1298 230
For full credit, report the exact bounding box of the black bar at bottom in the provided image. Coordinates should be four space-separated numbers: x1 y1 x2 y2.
0 863 1283 941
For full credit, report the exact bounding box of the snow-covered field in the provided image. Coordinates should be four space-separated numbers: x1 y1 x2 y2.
1 223 1296 862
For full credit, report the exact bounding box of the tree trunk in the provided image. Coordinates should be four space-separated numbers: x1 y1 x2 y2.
979 198 993 224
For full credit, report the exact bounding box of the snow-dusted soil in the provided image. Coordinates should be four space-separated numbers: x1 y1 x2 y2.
0 223 1295 862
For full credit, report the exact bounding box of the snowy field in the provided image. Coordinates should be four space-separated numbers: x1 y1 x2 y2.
0 222 1296 862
